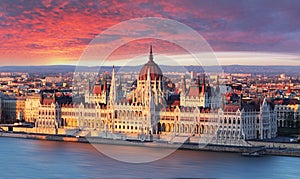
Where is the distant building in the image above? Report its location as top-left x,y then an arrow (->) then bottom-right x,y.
1,95 -> 17,123
25,94 -> 41,123
15,96 -> 26,121
45,76 -> 63,83
274,100 -> 300,128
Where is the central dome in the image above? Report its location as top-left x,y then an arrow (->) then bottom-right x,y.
139,46 -> 163,80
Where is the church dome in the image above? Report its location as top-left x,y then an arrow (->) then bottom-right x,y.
139,46 -> 163,80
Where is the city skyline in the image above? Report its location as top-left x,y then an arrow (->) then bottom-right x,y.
0,0 -> 300,66
1,1 -> 300,178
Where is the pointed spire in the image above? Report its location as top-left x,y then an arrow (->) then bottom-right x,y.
216,74 -> 220,93
149,45 -> 153,62
181,75 -> 186,94
201,74 -> 205,94
109,65 -> 116,106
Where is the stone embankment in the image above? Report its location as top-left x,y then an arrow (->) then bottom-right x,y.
1,131 -> 300,157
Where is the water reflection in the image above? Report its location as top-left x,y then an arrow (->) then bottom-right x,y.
0,137 -> 299,178
92,143 -> 179,163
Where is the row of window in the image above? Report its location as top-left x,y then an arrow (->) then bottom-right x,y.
114,125 -> 141,130
115,121 -> 142,125
39,111 -> 57,116
221,119 -> 241,125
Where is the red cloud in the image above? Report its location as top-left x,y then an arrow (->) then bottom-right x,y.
0,0 -> 299,65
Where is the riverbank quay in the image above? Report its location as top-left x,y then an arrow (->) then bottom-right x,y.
1,131 -> 300,157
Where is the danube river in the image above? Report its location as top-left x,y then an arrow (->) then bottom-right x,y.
0,137 -> 299,178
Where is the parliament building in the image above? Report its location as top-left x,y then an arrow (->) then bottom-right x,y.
33,46 -> 277,145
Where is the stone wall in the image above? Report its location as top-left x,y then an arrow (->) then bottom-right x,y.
248,140 -> 300,149
11,127 -> 66,135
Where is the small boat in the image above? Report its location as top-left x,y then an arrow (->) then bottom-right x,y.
241,152 -> 260,157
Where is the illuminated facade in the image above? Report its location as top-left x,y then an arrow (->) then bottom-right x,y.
32,46 -> 277,143
25,95 -> 41,123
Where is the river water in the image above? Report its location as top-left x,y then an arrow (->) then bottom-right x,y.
0,137 -> 299,178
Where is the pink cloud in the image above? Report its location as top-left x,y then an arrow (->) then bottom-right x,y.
0,0 -> 299,65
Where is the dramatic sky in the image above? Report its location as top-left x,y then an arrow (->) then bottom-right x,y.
0,0 -> 300,66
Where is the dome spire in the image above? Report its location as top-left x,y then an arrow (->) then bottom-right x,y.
139,45 -> 162,80
149,45 -> 153,62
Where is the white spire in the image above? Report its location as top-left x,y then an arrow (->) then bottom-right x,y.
147,68 -> 152,105
109,66 -> 116,106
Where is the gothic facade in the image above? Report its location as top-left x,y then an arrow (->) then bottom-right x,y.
33,46 -> 277,143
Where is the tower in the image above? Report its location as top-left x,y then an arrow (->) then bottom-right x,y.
181,75 -> 186,94
135,45 -> 164,106
108,66 -> 116,107
201,73 -> 205,94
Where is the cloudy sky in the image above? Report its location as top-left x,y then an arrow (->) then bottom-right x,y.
0,0 -> 299,66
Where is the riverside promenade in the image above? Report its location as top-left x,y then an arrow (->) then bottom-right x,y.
1,131 -> 300,157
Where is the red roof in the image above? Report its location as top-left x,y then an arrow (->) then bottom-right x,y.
42,98 -> 54,105
139,46 -> 162,81
274,99 -> 283,105
187,86 -> 200,97
171,100 -> 180,106
224,105 -> 240,112
93,85 -> 103,95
